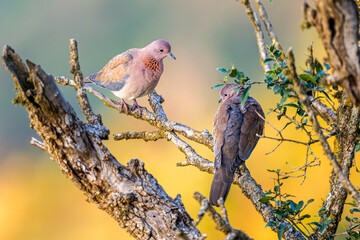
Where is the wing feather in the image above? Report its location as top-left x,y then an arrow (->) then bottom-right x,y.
213,103 -> 230,169
238,100 -> 265,160
88,52 -> 133,91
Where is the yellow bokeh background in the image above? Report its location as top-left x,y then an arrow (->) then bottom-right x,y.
1,0 -> 359,239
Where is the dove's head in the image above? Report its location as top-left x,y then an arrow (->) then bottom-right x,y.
147,40 -> 176,61
219,84 -> 243,102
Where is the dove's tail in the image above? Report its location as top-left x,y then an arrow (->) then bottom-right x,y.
83,73 -> 97,83
209,164 -> 235,206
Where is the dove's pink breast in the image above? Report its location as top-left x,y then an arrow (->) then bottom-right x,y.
112,57 -> 164,100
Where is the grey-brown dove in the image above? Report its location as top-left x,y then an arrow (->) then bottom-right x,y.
84,40 -> 176,113
209,84 -> 265,206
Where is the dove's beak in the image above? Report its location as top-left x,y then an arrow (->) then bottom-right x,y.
168,52 -> 176,60
218,98 -> 222,103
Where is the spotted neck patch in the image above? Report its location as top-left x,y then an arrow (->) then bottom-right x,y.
144,57 -> 161,71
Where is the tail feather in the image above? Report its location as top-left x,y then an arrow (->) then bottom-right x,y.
83,73 -> 97,83
209,167 -> 235,206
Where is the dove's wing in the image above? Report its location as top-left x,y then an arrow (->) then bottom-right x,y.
88,51 -> 134,91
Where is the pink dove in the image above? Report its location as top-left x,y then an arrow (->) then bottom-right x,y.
84,40 -> 176,114
209,84 -> 265,206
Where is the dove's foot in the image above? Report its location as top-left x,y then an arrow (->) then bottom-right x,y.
119,99 -> 131,115
131,99 -> 146,116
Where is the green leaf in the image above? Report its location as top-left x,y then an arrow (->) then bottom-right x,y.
211,84 -> 226,89
273,50 -> 282,59
267,169 -> 277,173
297,109 -> 306,117
324,217 -> 333,225
229,69 -> 238,77
283,103 -> 298,108
299,73 -> 317,85
315,60 -> 323,73
323,63 -> 330,70
241,86 -> 251,109
295,200 -> 304,213
277,224 -> 286,240
309,222 -> 321,227
307,199 -> 314,204
319,218 -> 333,233
350,208 -> 360,214
263,58 -> 275,64
216,68 -> 230,74
236,71 -> 245,80
298,214 -> 311,220
265,221 -> 276,228
270,43 -> 275,52
259,196 -> 274,203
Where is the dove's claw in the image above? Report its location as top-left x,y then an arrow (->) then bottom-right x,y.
131,99 -> 146,116
119,99 -> 130,115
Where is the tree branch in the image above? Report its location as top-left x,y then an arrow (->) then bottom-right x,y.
288,47 -> 360,208
303,0 -> 360,106
3,40 -> 306,239
316,92 -> 360,238
55,76 -> 214,150
2,45 -> 202,240
114,131 -> 165,142
254,0 -> 282,51
239,0 -> 271,72
194,192 -> 253,240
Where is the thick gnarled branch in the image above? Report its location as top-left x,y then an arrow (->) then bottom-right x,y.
2,45 -> 202,240
304,0 -> 360,106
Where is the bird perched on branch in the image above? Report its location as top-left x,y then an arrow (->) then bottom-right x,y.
84,40 -> 176,114
209,84 -> 265,206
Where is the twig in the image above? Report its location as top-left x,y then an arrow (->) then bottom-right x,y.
69,39 -> 100,124
194,192 -> 253,240
254,0 -> 282,51
240,0 -> 270,72
258,134 -> 309,146
113,131 -> 164,142
55,76 -> 214,149
30,137 -> 47,152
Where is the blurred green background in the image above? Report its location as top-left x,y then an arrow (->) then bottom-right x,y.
1,0 -> 359,239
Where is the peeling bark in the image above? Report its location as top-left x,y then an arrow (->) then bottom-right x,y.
304,0 -> 360,106
316,93 -> 360,238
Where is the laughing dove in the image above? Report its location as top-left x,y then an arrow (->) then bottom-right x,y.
209,84 -> 265,206
84,40 -> 176,113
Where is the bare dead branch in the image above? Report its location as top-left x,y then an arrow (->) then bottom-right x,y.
30,137 -> 47,152
69,39 -> 100,124
113,131 -> 165,142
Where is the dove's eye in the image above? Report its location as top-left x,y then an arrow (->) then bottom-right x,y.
224,94 -> 228,97
160,49 -> 164,52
